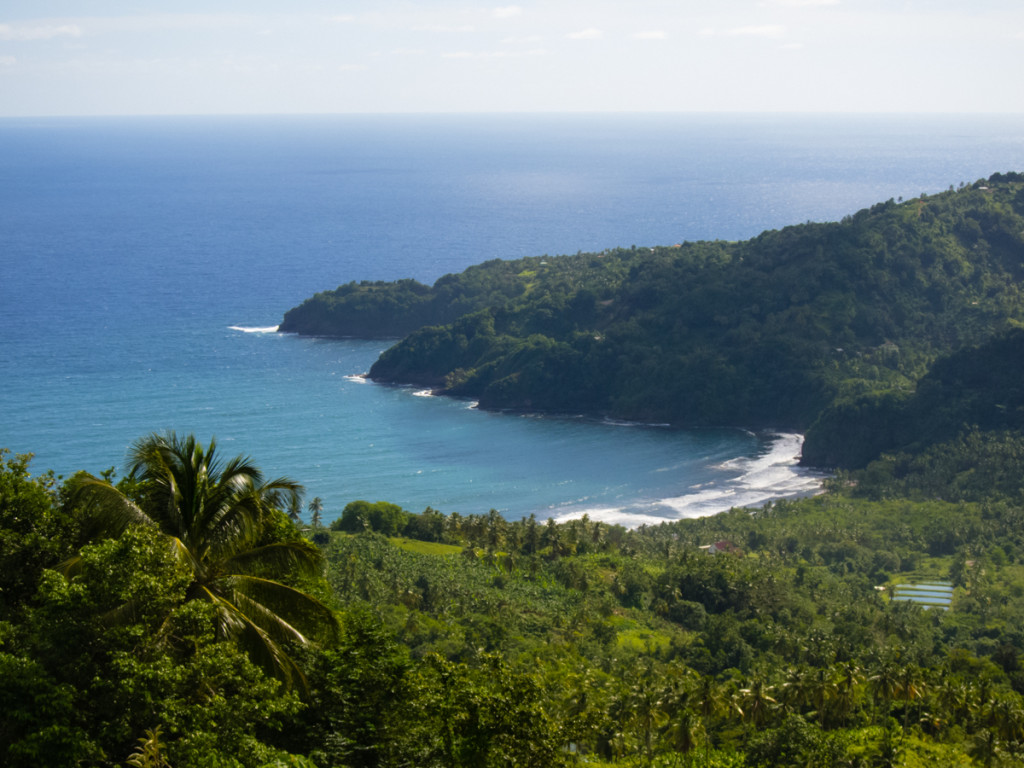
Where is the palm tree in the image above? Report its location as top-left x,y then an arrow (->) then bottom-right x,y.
308,496 -> 324,528
992,696 -> 1024,748
738,677 -> 777,729
935,676 -> 968,728
808,666 -> 836,728
894,664 -> 926,741
695,675 -> 732,767
523,513 -> 540,555
485,508 -> 506,552
287,494 -> 304,526
869,658 -> 901,721
67,432 -> 338,689
970,728 -> 1003,768
618,661 -> 669,766
780,665 -> 813,716
831,662 -> 863,728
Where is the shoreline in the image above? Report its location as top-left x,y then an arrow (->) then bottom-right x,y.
366,375 -> 828,528
549,432 -> 827,529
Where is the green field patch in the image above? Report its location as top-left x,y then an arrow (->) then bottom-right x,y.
388,537 -> 463,556
616,627 -> 672,654
900,555 -> 955,583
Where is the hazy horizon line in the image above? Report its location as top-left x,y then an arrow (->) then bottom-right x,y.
4,109 -> 1024,120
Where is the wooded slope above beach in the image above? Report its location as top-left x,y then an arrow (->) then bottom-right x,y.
282,173 -> 1024,468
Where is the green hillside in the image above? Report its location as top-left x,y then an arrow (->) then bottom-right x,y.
282,174 -> 1024,460
803,327 -> 1024,469
8,440 -> 1024,766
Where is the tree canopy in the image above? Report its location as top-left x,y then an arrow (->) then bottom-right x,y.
6,423 -> 1024,765
282,173 -> 1024,464
67,432 -> 339,688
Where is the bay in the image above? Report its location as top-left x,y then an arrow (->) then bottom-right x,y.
2,113 -> 1022,525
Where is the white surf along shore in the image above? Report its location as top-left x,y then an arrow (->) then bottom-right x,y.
325,373 -> 826,529
229,325 -> 281,333
228,329 -> 825,530
552,432 -> 826,529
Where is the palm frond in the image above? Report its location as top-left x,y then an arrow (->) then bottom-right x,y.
223,539 -> 324,579
231,586 -> 314,646
166,535 -> 201,579
72,432 -> 328,691
257,475 -> 305,512
99,596 -> 148,629
64,474 -> 155,544
198,584 -> 250,639
225,574 -> 340,645
200,585 -> 306,690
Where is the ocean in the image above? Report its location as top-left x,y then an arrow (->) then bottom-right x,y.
2,113 -> 1023,526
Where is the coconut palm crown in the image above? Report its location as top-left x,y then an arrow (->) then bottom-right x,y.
66,431 -> 338,689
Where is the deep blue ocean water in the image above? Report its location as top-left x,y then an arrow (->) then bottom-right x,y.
3,113 -> 1023,525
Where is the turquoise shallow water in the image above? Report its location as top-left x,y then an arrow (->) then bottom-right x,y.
2,114 -> 1023,524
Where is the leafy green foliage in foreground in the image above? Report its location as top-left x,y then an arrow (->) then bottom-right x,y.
0,448 -> 304,767
68,432 -> 339,689
8,434 -> 1024,766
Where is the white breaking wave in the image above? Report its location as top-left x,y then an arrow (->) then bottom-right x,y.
553,433 -> 825,528
662,432 -> 822,519
343,374 -> 369,383
229,325 -> 280,333
552,505 -> 677,528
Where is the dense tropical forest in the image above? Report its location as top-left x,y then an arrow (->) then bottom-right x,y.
6,425 -> 1024,767
7,173 -> 1024,766
282,172 -> 1024,467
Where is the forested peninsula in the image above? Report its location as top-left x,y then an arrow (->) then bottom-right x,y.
281,173 -> 1024,470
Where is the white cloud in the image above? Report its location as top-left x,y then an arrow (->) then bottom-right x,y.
34,14 -> 273,38
329,15 -> 356,24
416,24 -> 475,33
727,25 -> 786,37
567,28 -> 604,40
502,35 -> 543,44
0,23 -> 82,41
632,30 -> 667,40
767,0 -> 839,6
0,55 -> 16,67
442,48 -> 546,59
492,6 -> 523,19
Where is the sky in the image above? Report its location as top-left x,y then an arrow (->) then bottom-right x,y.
0,1 -> 1022,116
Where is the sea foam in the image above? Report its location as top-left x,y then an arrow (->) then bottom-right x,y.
229,325 -> 280,333
553,433 -> 824,528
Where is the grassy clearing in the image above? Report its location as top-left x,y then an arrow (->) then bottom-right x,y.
616,627 -> 672,654
388,537 -> 463,556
